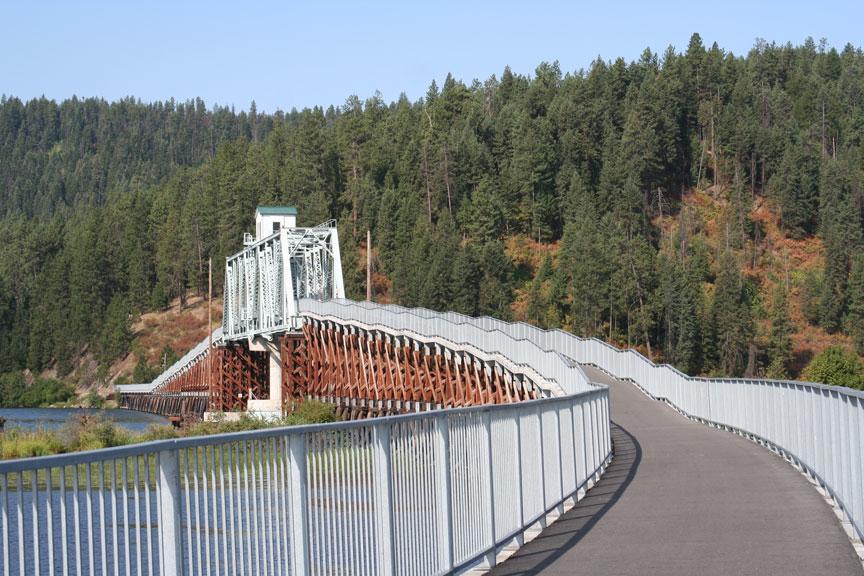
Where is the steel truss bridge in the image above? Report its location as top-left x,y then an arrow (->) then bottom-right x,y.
223,220 -> 345,340
3,216 -> 864,575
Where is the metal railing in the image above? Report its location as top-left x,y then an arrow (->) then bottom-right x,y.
0,303 -> 612,576
298,300 -> 593,395
318,299 -> 864,542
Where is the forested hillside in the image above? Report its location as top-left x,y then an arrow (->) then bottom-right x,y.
2,34 -> 864,389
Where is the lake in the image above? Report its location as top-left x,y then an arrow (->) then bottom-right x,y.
0,407 -> 169,432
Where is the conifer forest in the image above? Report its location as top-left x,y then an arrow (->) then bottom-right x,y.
2,35 -> 864,388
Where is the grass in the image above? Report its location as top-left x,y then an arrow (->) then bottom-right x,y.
0,400 -> 339,463
2,442 -> 378,492
0,401 -> 369,491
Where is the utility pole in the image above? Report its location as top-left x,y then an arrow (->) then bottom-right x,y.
366,230 -> 372,301
208,257 -> 213,409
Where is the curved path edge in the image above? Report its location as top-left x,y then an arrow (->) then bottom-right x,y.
491,366 -> 864,576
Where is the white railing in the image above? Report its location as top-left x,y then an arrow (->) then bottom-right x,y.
317,299 -> 864,542
0,304 -> 612,576
298,300 -> 593,394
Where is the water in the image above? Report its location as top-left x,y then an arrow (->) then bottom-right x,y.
0,408 -> 169,433
0,484 -> 375,575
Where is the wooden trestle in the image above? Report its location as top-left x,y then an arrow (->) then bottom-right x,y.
281,319 -> 540,418
119,343 -> 269,420
118,394 -> 209,418
121,318 -> 541,421
209,344 -> 269,412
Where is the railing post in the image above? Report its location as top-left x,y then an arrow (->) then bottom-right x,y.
483,410 -> 497,568
433,414 -> 453,571
374,424 -> 396,575
515,408 -> 525,543
157,449 -> 183,576
288,434 -> 310,575
536,405 -> 547,527
555,405 -> 565,509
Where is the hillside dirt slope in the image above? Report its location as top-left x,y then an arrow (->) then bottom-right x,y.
507,185 -> 852,377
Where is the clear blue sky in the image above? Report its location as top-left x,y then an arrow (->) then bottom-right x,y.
1,0 -> 861,113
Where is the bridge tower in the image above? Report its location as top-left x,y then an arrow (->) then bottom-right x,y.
217,207 -> 345,418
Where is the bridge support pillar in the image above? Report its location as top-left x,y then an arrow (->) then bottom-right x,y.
248,336 -> 283,419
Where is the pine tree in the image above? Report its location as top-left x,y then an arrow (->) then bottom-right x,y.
818,159 -> 858,332
337,223 -> 364,300
710,251 -> 752,376
663,256 -> 703,375
847,254 -> 864,354
462,177 -> 505,243
450,245 -> 481,316
477,241 -> 513,320
820,224 -> 848,332
772,139 -> 819,238
558,183 -> 611,337
419,220 -> 457,310
99,294 -> 132,361
525,254 -> 552,327
767,284 -> 793,379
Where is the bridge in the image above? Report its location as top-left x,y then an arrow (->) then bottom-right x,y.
1,208 -> 864,575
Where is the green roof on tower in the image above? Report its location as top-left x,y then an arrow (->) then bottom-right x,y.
256,206 -> 298,215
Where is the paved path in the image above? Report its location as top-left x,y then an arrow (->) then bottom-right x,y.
491,366 -> 864,576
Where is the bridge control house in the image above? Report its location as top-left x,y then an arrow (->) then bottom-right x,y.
250,205 -> 297,243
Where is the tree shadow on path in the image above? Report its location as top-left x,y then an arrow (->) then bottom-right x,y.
489,422 -> 642,575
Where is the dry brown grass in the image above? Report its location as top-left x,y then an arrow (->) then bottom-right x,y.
131,294 -> 223,369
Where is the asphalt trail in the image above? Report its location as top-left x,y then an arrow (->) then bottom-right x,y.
490,366 -> 863,576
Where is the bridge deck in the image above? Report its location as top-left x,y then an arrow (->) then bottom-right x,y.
492,366 -> 863,576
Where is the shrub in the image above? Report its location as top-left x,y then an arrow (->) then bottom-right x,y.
139,424 -> 179,441
802,346 -> 864,390
62,413 -> 132,451
183,414 -> 270,438
85,389 -> 105,408
132,358 -> 160,383
0,372 -> 75,407
283,400 -> 337,425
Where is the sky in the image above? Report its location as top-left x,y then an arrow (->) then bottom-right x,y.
1,0 -> 862,113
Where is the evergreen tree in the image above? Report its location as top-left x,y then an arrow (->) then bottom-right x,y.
133,356 -> 159,383
450,245 -> 481,316
99,294 -> 132,361
558,185 -> 610,336
847,254 -> 864,354
661,255 -> 703,375
820,224 -> 848,332
771,139 -> 819,238
818,159 -> 859,332
461,177 -> 505,243
526,254 -> 553,327
477,241 -> 513,319
767,284 -> 793,379
710,251 -> 752,376
418,219 -> 458,310
2,39 -> 864,382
